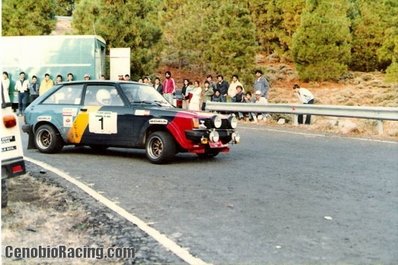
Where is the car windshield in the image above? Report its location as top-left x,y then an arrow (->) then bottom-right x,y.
120,83 -> 172,107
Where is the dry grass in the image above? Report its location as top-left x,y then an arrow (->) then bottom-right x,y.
263,65 -> 398,138
1,175 -> 122,265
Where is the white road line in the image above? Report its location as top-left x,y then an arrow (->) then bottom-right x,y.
25,156 -> 210,265
240,126 -> 398,144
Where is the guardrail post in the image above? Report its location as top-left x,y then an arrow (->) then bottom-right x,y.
376,120 -> 384,135
292,115 -> 298,126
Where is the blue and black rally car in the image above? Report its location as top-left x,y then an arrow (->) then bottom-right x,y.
22,81 -> 240,163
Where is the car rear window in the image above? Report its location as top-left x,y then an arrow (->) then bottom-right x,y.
42,84 -> 84,105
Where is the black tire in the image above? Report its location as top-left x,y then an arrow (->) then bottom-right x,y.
197,150 -> 220,158
146,131 -> 176,164
35,124 -> 64,153
1,179 -> 8,208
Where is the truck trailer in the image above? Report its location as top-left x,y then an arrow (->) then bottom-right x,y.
0,35 -> 106,105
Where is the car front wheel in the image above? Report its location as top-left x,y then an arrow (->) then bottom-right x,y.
146,131 -> 176,164
35,124 -> 64,153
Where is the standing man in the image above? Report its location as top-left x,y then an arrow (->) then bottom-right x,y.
293,84 -> 315,125
228,74 -> 243,100
55,74 -> 63,85
66,73 -> 74,82
39,73 -> 54,96
254,70 -> 269,99
153,77 -> 163,94
216,75 -> 229,102
162,71 -> 176,104
14,72 -> 29,116
28,75 -> 40,103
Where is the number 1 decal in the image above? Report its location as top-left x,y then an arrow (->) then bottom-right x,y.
89,111 -> 117,134
98,116 -> 104,130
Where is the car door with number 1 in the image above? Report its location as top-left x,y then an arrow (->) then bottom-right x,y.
78,84 -> 133,146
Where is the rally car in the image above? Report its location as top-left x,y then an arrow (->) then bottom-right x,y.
22,81 -> 240,164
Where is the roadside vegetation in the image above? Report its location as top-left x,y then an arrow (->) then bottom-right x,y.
1,1 -> 397,263
1,174 -> 121,264
2,0 -> 398,84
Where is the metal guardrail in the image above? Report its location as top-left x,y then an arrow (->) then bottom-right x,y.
205,102 -> 398,121
205,102 -> 398,134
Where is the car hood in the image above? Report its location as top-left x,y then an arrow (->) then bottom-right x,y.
150,106 -> 225,119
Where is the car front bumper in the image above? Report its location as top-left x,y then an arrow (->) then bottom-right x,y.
185,129 -> 239,146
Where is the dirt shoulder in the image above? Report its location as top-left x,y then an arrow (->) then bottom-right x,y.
1,163 -> 183,264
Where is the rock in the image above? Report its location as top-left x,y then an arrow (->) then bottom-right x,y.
278,118 -> 286,125
338,120 -> 359,134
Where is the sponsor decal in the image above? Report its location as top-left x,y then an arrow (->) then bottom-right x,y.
135,110 -> 150,116
89,111 -> 117,134
62,108 -> 78,116
2,146 -> 17,152
1,136 -> 16,144
63,116 -> 73,127
149,118 -> 168,125
37,116 -> 52,122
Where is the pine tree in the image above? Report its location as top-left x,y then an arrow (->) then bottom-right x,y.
72,0 -> 163,79
350,0 -> 390,71
377,0 -> 398,83
159,0 -> 257,85
250,0 -> 305,60
54,0 -> 75,16
209,0 -> 257,85
2,0 -> 57,35
247,0 -> 272,53
292,0 -> 351,81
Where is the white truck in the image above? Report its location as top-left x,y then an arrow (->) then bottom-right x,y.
1,93 -> 26,207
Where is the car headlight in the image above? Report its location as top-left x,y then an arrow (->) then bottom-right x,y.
209,130 -> 219,143
212,115 -> 222,128
228,114 -> 238,129
192,118 -> 199,128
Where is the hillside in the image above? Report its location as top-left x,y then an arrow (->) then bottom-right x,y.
157,56 -> 398,138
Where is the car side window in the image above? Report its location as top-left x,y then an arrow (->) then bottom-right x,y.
84,85 -> 124,106
41,84 -> 84,105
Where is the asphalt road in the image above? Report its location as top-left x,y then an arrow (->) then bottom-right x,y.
21,124 -> 398,264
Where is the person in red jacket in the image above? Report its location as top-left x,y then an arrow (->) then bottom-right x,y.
162,71 -> 176,104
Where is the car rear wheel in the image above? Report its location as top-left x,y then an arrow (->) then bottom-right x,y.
146,131 -> 176,164
35,124 -> 64,153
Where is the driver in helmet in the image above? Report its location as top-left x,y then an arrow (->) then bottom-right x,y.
96,89 -> 111,105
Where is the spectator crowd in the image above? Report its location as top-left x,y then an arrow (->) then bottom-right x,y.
2,69 -> 314,124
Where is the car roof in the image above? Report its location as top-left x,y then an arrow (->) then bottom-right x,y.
58,80 -> 152,87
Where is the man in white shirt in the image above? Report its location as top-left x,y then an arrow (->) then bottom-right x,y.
14,72 -> 29,116
293,84 -> 315,124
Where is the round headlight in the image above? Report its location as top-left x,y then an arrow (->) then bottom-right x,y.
212,115 -> 222,128
229,115 -> 238,129
209,130 -> 220,143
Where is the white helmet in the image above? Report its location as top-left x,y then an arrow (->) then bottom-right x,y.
96,89 -> 111,105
